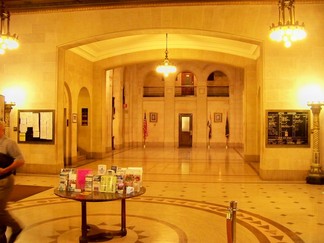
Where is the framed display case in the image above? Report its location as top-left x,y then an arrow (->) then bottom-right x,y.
266,110 -> 310,147
18,109 -> 55,144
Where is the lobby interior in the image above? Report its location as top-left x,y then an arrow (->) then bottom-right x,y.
7,146 -> 324,243
0,0 -> 324,242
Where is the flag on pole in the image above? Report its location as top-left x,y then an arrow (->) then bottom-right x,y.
207,113 -> 212,139
143,112 -> 148,140
225,113 -> 230,138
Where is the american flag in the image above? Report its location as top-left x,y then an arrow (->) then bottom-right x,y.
225,114 -> 229,138
143,112 -> 148,140
207,114 -> 212,139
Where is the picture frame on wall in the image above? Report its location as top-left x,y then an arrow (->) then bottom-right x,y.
214,113 -> 222,122
150,112 -> 158,123
72,113 -> 77,123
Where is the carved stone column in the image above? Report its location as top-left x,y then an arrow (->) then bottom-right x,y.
306,102 -> 324,184
4,102 -> 15,136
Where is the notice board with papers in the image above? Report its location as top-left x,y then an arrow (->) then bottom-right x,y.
266,110 -> 310,147
18,110 -> 55,144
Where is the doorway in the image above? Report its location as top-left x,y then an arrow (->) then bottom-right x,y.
181,72 -> 194,96
63,84 -> 72,167
179,113 -> 193,147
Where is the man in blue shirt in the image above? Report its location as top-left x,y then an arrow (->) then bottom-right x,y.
0,122 -> 25,243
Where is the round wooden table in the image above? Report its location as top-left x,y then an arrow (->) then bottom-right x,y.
54,187 -> 146,243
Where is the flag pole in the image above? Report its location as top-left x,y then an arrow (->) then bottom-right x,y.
143,112 -> 148,148
225,112 -> 229,149
207,113 -> 212,149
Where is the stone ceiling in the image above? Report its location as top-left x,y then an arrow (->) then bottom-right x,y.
6,0 -> 318,13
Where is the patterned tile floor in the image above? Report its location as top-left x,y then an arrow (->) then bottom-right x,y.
6,147 -> 324,242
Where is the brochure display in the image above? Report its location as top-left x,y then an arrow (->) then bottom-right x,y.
55,165 -> 145,243
58,166 -> 142,194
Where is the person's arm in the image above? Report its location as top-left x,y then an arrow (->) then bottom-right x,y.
0,139 -> 25,176
0,158 -> 25,175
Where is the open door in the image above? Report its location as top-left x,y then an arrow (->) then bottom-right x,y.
179,113 -> 193,147
181,72 -> 194,96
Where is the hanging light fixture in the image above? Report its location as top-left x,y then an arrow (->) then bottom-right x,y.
156,33 -> 176,77
269,0 -> 306,48
0,0 -> 19,55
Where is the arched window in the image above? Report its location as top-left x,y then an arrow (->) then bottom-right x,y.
175,71 -> 197,97
207,70 -> 229,97
143,71 -> 164,97
207,70 -> 227,81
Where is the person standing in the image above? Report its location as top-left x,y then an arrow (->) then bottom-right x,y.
0,122 -> 25,243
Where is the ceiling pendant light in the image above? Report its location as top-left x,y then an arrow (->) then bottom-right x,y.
156,33 -> 176,77
0,0 -> 19,55
269,0 -> 306,48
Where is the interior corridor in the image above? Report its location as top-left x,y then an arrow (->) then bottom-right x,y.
6,146 -> 324,243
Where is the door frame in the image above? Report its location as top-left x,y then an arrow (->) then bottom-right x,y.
178,113 -> 193,147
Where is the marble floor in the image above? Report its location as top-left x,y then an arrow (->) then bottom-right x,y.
5,146 -> 324,243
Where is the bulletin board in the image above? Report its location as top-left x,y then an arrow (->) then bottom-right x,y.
18,110 -> 55,144
266,110 -> 310,147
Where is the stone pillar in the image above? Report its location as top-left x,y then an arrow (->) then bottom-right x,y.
0,95 -> 4,122
306,102 -> 324,184
4,102 -> 15,136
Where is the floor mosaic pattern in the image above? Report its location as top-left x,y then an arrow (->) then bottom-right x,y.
4,147 -> 324,243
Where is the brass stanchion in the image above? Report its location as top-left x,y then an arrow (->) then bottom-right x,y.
226,201 -> 238,243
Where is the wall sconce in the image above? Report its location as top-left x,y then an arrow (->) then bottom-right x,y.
306,101 -> 324,184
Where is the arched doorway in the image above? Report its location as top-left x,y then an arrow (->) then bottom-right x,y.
77,87 -> 91,159
63,83 -> 72,167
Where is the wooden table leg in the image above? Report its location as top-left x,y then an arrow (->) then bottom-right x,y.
79,201 -> 88,243
120,198 -> 127,236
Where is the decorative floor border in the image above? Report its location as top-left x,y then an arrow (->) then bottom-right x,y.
8,195 -> 304,243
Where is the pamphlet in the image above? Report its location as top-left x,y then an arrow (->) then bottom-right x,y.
76,169 -> 93,190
